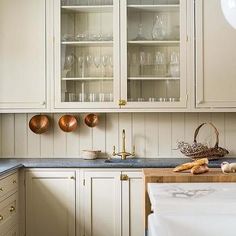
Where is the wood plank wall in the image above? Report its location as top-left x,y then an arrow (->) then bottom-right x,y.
0,113 -> 235,158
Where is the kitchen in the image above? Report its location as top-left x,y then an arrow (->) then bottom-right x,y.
0,0 -> 236,236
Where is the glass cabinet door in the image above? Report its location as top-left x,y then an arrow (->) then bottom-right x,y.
54,0 -> 120,108
120,0 -> 187,108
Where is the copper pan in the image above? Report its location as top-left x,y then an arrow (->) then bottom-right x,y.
58,115 -> 78,132
29,115 -> 50,134
84,114 -> 99,128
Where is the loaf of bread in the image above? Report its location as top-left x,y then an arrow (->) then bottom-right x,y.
173,158 -> 209,172
191,164 -> 209,175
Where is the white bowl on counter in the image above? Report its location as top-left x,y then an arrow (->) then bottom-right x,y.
82,150 -> 101,160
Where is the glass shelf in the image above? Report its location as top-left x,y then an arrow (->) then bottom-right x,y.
61,41 -> 113,46
61,5 -> 113,13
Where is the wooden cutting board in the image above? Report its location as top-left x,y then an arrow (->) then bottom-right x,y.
143,168 -> 236,229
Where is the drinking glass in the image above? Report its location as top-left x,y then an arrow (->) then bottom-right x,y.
109,55 -> 113,68
86,55 -> 93,77
140,51 -> 146,76
64,54 -> 75,70
134,24 -> 147,41
154,51 -> 166,76
94,56 -> 101,68
169,51 -> 180,77
101,55 -> 108,76
79,93 -> 86,102
89,93 -> 97,102
78,56 -> 85,77
99,93 -> 105,102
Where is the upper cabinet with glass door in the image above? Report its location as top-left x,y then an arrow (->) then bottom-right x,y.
54,0 -> 120,109
120,0 -> 187,108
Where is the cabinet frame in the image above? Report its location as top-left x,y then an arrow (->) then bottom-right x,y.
53,0 -> 121,109
120,0 -> 188,109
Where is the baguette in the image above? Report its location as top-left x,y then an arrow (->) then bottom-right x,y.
191,164 -> 209,175
173,158 -> 209,172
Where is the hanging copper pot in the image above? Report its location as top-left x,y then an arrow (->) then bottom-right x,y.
29,115 -> 50,134
58,115 -> 78,132
84,114 -> 99,128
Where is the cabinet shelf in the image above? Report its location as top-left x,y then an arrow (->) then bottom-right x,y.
62,77 -> 113,81
127,5 -> 179,12
61,5 -> 113,13
61,41 -> 113,47
128,77 -> 180,81
128,40 -> 180,46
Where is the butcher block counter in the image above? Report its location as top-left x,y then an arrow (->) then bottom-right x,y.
143,168 -> 236,229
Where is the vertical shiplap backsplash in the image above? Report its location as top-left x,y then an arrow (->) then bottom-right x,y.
0,113 -> 236,158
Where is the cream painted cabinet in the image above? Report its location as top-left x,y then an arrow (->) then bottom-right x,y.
54,0 -> 188,110
120,0 -> 188,109
83,171 -> 121,236
121,172 -> 144,236
26,170 -> 76,236
0,0 -> 52,111
196,0 -> 236,108
82,170 -> 144,236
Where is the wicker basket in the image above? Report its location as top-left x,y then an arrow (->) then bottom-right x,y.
178,122 -> 229,160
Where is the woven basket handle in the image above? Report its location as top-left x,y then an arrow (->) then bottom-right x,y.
193,122 -> 219,148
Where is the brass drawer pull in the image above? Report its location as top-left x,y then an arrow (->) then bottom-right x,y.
0,215 -> 3,221
13,180 -> 17,184
9,206 -> 15,213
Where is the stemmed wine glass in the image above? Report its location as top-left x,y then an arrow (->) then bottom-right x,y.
78,56 -> 85,77
139,51 -> 146,76
94,56 -> 101,68
63,54 -> 75,77
154,51 -> 165,76
101,55 -> 108,77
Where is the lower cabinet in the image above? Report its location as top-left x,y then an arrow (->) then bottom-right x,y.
82,170 -> 144,236
25,169 -> 144,236
25,170 -> 76,236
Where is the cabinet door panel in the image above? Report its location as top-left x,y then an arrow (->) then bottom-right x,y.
26,171 -> 76,236
196,0 -> 236,108
122,172 -> 144,236
0,0 -> 47,109
83,171 -> 121,236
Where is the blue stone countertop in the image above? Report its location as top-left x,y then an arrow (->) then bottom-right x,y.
0,157 -> 235,176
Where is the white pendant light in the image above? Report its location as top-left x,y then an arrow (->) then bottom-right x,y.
221,0 -> 236,29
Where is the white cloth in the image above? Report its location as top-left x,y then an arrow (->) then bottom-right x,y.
148,183 -> 236,236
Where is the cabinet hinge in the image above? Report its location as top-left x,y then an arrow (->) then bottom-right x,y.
186,35 -> 189,42
83,179 -> 85,186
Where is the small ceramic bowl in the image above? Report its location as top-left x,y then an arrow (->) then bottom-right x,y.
82,150 -> 101,160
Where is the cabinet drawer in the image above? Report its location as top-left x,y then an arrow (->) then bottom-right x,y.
0,194 -> 18,236
0,173 -> 18,200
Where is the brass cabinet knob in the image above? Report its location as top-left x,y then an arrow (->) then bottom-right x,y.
9,206 -> 15,213
13,180 -> 17,184
0,215 -> 3,221
119,100 -> 127,106
70,176 -> 75,180
0,187 -> 3,192
120,174 -> 129,181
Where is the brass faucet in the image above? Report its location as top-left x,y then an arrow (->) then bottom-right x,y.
112,129 -> 135,160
